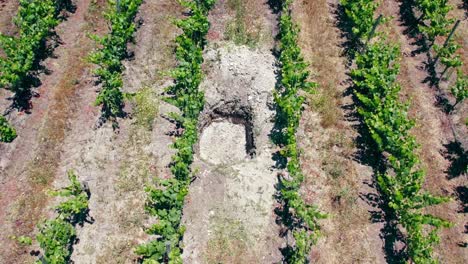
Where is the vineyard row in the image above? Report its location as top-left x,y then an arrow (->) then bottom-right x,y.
89,0 -> 144,125
135,0 -> 216,262
341,1 -> 452,263
0,0 -> 71,142
274,0 -> 326,263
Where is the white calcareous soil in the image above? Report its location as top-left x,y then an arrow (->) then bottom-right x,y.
181,45 -> 283,263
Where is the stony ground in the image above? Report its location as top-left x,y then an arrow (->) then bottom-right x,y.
0,0 -> 466,263
182,45 -> 282,263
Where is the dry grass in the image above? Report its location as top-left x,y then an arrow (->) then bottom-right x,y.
292,0 -> 344,129
2,2 -> 108,262
223,0 -> 273,47
291,0 -> 386,263
377,1 -> 467,263
309,83 -> 342,128
203,215 -> 257,264
225,0 -> 260,46
117,88 -> 159,194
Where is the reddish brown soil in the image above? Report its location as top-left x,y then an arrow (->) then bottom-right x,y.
0,0 -> 18,35
380,1 -> 467,263
292,0 -> 386,263
0,0 -> 108,262
0,0 -> 465,263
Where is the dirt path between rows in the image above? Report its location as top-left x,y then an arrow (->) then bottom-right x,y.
0,0 -> 107,262
381,1 -> 467,263
290,0 -> 386,263
181,45 -> 283,263
66,0 -> 183,262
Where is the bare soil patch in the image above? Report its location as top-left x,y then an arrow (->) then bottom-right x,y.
181,45 -> 283,263
0,0 -> 18,36
290,0 -> 386,263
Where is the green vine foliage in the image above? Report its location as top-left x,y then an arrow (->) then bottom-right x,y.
351,38 -> 451,264
89,0 -> 143,122
434,39 -> 462,69
451,70 -> 468,107
36,170 -> 90,264
340,0 -> 379,42
135,1 -> 215,263
0,0 -> 67,141
341,2 -> 452,262
274,1 -> 326,263
0,116 -> 17,142
414,0 -> 453,42
0,0 -> 61,93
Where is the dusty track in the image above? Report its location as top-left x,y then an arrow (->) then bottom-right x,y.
0,0 -> 107,262
291,0 -> 386,263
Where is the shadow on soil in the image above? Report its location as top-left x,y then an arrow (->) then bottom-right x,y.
442,141 -> 468,180
2,2 -> 76,115
398,0 -> 457,114
455,186 -> 468,248
267,1 -> 314,262
332,2 -> 409,263
455,186 -> 467,214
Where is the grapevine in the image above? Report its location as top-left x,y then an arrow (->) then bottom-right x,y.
0,116 -> 17,142
274,1 -> 326,263
414,0 -> 453,43
341,1 -> 451,263
35,170 -> 90,264
340,0 -> 379,42
0,0 -> 63,93
450,70 -> 468,108
89,0 -> 144,123
413,0 -> 466,106
135,1 -> 215,263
